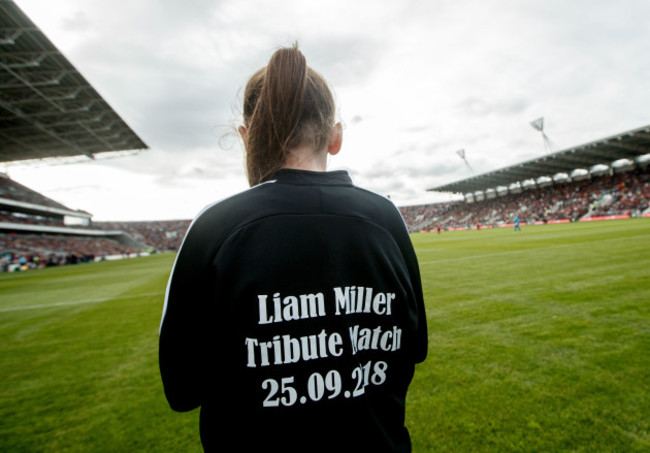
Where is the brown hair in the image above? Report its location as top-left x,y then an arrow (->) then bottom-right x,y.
241,45 -> 336,186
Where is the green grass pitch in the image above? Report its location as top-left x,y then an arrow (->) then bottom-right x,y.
1,219 -> 648,452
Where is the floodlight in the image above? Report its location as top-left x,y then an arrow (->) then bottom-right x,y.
456,149 -> 474,175
530,117 -> 544,132
529,117 -> 558,154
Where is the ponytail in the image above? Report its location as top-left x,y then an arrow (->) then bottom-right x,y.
242,45 -> 336,186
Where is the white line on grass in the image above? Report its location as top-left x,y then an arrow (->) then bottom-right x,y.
419,248 -> 531,265
0,291 -> 164,313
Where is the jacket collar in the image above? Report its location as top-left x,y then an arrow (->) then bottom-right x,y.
270,169 -> 353,186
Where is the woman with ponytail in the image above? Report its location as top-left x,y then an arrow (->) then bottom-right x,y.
160,45 -> 427,452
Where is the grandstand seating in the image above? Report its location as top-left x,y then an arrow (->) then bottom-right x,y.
95,220 -> 191,251
400,165 -> 649,232
0,234 -> 134,271
1,164 -> 648,271
1,173 -> 147,270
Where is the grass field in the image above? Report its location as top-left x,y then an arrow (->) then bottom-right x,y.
1,219 -> 649,452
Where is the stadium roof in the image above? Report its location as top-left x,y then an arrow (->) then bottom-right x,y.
0,0 -> 148,163
428,123 -> 650,195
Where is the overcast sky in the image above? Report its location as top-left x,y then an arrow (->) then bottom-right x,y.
5,0 -> 650,221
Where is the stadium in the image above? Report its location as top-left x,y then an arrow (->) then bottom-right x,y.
2,1 -> 649,451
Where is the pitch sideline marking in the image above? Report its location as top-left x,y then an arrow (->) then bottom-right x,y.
0,291 -> 164,313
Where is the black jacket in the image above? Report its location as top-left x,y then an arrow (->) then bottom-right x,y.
159,169 -> 427,452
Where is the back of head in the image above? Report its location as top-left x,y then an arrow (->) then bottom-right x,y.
242,45 -> 336,186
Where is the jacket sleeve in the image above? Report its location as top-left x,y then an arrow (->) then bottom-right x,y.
392,208 -> 428,364
405,240 -> 428,364
159,216 -> 214,412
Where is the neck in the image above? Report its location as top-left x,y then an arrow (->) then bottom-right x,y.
282,145 -> 328,172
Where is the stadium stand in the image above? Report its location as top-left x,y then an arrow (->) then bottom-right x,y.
95,220 -> 191,251
411,124 -> 650,232
428,124 -> 650,198
0,1 -> 148,161
2,149 -> 649,270
402,164 -> 650,232
3,149 -> 648,270
0,234 -> 132,271
1,1 -> 149,271
0,172 -> 149,271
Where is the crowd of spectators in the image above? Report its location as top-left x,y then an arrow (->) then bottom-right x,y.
0,210 -> 65,227
0,233 -> 136,272
0,173 -> 190,259
0,212 -> 191,251
400,166 -> 649,232
1,166 -> 648,271
95,220 -> 191,251
399,201 -> 460,231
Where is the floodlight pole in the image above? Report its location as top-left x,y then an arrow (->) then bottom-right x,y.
456,149 -> 475,176
530,117 -> 557,154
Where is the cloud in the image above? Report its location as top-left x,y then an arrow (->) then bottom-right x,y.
9,0 -> 650,220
